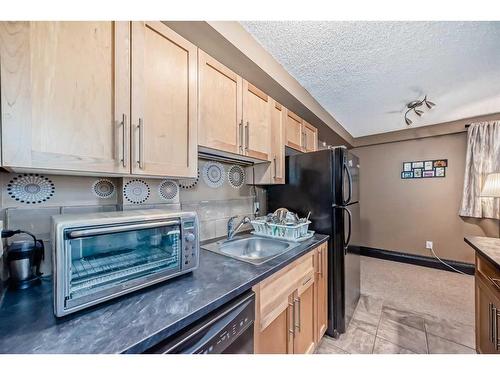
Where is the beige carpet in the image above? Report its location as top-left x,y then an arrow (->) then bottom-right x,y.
360,256 -> 475,326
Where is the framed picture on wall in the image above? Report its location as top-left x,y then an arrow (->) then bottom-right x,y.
401,171 -> 413,179
423,170 -> 435,178
413,169 -> 422,178
434,160 -> 448,167
435,167 -> 446,177
424,161 -> 433,170
403,162 -> 412,172
412,161 -> 424,169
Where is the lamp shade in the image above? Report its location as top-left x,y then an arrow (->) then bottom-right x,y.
481,173 -> 500,197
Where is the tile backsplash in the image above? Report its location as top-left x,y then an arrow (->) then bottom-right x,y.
0,159 -> 266,279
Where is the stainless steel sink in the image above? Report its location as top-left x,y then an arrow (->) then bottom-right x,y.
202,235 -> 300,265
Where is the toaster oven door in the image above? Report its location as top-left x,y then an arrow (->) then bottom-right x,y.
62,219 -> 183,313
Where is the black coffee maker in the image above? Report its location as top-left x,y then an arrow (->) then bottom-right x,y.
3,229 -> 44,289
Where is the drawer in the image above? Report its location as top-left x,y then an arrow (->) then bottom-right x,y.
476,254 -> 500,295
255,252 -> 315,331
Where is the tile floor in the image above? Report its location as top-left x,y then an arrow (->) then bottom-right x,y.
315,256 -> 476,354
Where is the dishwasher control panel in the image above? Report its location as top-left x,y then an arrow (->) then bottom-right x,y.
195,307 -> 253,354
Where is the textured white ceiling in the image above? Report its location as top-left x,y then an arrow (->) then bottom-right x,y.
240,21 -> 500,137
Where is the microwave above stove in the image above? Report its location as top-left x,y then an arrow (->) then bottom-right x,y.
51,209 -> 199,317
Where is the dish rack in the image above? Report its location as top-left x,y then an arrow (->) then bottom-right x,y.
250,218 -> 311,241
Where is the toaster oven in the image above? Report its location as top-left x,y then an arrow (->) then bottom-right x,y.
52,209 -> 199,317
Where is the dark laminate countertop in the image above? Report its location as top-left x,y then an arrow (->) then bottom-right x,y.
465,236 -> 500,270
0,234 -> 328,354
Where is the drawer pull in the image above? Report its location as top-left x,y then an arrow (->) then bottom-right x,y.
302,277 -> 312,286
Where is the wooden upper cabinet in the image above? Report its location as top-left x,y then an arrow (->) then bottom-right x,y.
198,50 -> 242,155
244,99 -> 285,185
131,21 -> 197,178
303,121 -> 318,152
285,109 -> 303,152
242,81 -> 271,161
0,21 -> 131,174
270,101 -> 286,183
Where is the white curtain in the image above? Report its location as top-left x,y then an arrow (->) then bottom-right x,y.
459,121 -> 500,219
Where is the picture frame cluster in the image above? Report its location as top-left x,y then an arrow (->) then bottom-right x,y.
401,159 -> 447,179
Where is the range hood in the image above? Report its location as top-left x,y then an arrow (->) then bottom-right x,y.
198,146 -> 270,166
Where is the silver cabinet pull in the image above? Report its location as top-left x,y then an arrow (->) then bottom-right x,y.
238,120 -> 243,153
121,113 -> 128,168
288,300 -> 295,337
273,156 -> 277,179
245,121 -> 249,151
494,305 -> 499,351
489,303 -> 494,343
316,249 -> 322,276
294,297 -> 301,332
304,132 -> 307,150
137,118 -> 144,169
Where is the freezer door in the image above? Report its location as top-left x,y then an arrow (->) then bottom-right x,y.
342,151 -> 360,205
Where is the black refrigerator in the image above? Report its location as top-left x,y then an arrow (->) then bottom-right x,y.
267,147 -> 360,338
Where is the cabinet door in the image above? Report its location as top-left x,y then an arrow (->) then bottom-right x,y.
475,275 -> 500,354
285,109 -> 303,152
257,306 -> 292,354
242,81 -> 270,161
0,21 -> 130,174
198,50 -> 242,155
315,243 -> 328,342
246,99 -> 285,185
131,21 -> 197,178
270,101 -> 286,183
293,274 -> 316,354
303,121 -> 318,152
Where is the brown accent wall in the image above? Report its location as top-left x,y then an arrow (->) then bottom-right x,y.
353,132 -> 499,264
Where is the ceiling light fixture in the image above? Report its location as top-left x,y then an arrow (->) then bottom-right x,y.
404,95 -> 436,126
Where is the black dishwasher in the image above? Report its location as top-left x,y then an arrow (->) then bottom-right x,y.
145,291 -> 255,354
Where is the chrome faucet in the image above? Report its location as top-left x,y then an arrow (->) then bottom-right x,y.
227,216 -> 251,240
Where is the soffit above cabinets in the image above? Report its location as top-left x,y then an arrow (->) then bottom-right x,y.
241,21 -> 500,137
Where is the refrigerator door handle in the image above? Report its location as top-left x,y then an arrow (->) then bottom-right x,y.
343,162 -> 352,205
342,206 -> 352,254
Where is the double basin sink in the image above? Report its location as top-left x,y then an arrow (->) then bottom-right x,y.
202,234 -> 301,265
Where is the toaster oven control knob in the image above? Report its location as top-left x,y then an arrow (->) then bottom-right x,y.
185,233 -> 195,242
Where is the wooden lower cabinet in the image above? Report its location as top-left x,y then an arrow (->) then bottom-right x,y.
314,242 -> 328,341
475,253 -> 500,354
253,243 -> 327,354
293,280 -> 316,354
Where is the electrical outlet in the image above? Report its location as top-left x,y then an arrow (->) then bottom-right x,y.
426,241 -> 433,250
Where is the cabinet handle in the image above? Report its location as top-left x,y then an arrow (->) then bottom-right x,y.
494,305 -> 499,351
288,300 -> 295,337
304,132 -> 307,150
245,121 -> 249,151
121,114 -> 127,168
273,156 -> 277,179
490,303 -> 494,343
316,249 -> 322,276
137,118 -> 144,169
294,297 -> 301,332
238,120 -> 243,153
